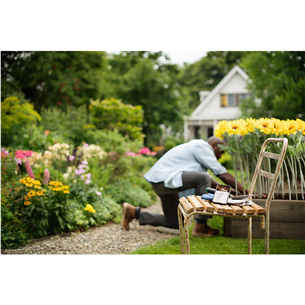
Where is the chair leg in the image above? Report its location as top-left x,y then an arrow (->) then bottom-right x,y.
178,206 -> 185,254
184,217 -> 190,254
248,217 -> 252,254
265,211 -> 270,254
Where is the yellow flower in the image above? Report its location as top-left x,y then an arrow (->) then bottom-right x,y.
25,183 -> 33,187
296,119 -> 305,134
284,119 -> 298,135
28,190 -> 36,197
24,201 -> 32,206
34,185 -> 42,189
245,118 -> 257,133
36,191 -> 44,196
62,185 -> 69,190
24,196 -> 30,200
34,180 -> 41,185
26,177 -> 35,183
63,190 -> 69,194
48,186 -> 53,189
226,119 -> 248,136
53,187 -> 62,191
49,181 -> 56,185
84,204 -> 96,214
19,179 -> 26,184
214,120 -> 229,139
256,118 -> 275,134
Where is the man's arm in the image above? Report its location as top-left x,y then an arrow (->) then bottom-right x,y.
217,172 -> 248,195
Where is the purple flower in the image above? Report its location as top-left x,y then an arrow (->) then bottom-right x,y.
78,164 -> 88,169
69,155 -> 75,161
96,191 -> 102,196
75,169 -> 81,175
86,173 -> 91,179
81,160 -> 88,165
85,179 -> 91,184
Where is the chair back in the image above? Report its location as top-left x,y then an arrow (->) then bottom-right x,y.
248,138 -> 288,211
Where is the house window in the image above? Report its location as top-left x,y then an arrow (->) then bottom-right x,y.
220,93 -> 251,107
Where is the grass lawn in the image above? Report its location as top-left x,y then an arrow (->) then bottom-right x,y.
130,216 -> 305,254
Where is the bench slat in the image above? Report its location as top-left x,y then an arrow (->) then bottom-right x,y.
187,195 -> 205,211
210,202 -> 225,213
242,205 -> 256,215
229,205 -> 244,215
250,202 -> 266,214
179,197 -> 194,214
196,196 -> 214,212
222,204 -> 234,214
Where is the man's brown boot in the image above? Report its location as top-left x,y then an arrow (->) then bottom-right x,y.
121,202 -> 136,231
192,223 -> 219,237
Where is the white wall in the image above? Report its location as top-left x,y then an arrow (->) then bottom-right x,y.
192,72 -> 247,121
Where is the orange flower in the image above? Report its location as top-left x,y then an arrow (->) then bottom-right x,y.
44,130 -> 50,135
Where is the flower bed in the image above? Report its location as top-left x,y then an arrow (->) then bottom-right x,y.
215,118 -> 305,200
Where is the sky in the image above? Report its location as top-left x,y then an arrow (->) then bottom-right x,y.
162,51 -> 207,65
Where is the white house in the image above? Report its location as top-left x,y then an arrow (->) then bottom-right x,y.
184,65 -> 251,141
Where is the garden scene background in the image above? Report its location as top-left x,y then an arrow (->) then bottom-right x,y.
1,51 -> 305,253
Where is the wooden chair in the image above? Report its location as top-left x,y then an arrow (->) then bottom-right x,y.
177,138 -> 288,254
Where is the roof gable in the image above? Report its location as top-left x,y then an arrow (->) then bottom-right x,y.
191,65 -> 249,118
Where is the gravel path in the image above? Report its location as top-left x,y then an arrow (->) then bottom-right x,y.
1,203 -> 183,255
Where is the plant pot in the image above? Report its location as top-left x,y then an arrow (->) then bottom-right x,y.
223,198 -> 305,239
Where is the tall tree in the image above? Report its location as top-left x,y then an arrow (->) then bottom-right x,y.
240,51 -> 305,119
179,51 -> 252,109
101,52 -> 191,146
1,51 -> 107,111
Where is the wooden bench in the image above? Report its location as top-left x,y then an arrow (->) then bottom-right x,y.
177,138 -> 288,255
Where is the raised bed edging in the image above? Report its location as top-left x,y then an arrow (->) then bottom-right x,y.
223,199 -> 305,239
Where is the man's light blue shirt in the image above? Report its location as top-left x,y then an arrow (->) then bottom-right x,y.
144,139 -> 227,189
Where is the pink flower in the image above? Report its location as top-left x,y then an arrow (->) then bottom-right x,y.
85,179 -> 91,184
83,143 -> 89,147
86,173 -> 91,179
25,159 -> 35,179
138,147 -> 151,155
75,169 -> 81,175
96,191 -> 102,196
150,152 -> 157,156
43,169 -> 50,185
125,152 -> 136,157
69,155 -> 75,161
81,160 -> 88,165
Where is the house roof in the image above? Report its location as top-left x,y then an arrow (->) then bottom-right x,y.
191,65 -> 249,118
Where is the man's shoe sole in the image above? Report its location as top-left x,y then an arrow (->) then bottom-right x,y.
121,203 -> 129,231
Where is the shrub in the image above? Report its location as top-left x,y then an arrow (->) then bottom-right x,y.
1,96 -> 41,147
89,98 -> 144,141
105,179 -> 153,207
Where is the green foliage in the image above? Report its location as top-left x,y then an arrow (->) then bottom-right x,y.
101,52 -> 191,146
1,96 -> 41,146
218,152 -> 234,169
105,179 -> 153,208
89,98 -> 144,141
39,105 -> 90,146
1,51 -> 107,111
240,51 -> 305,120
86,129 -> 143,154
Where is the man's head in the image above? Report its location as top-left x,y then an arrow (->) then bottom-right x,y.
207,136 -> 226,160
